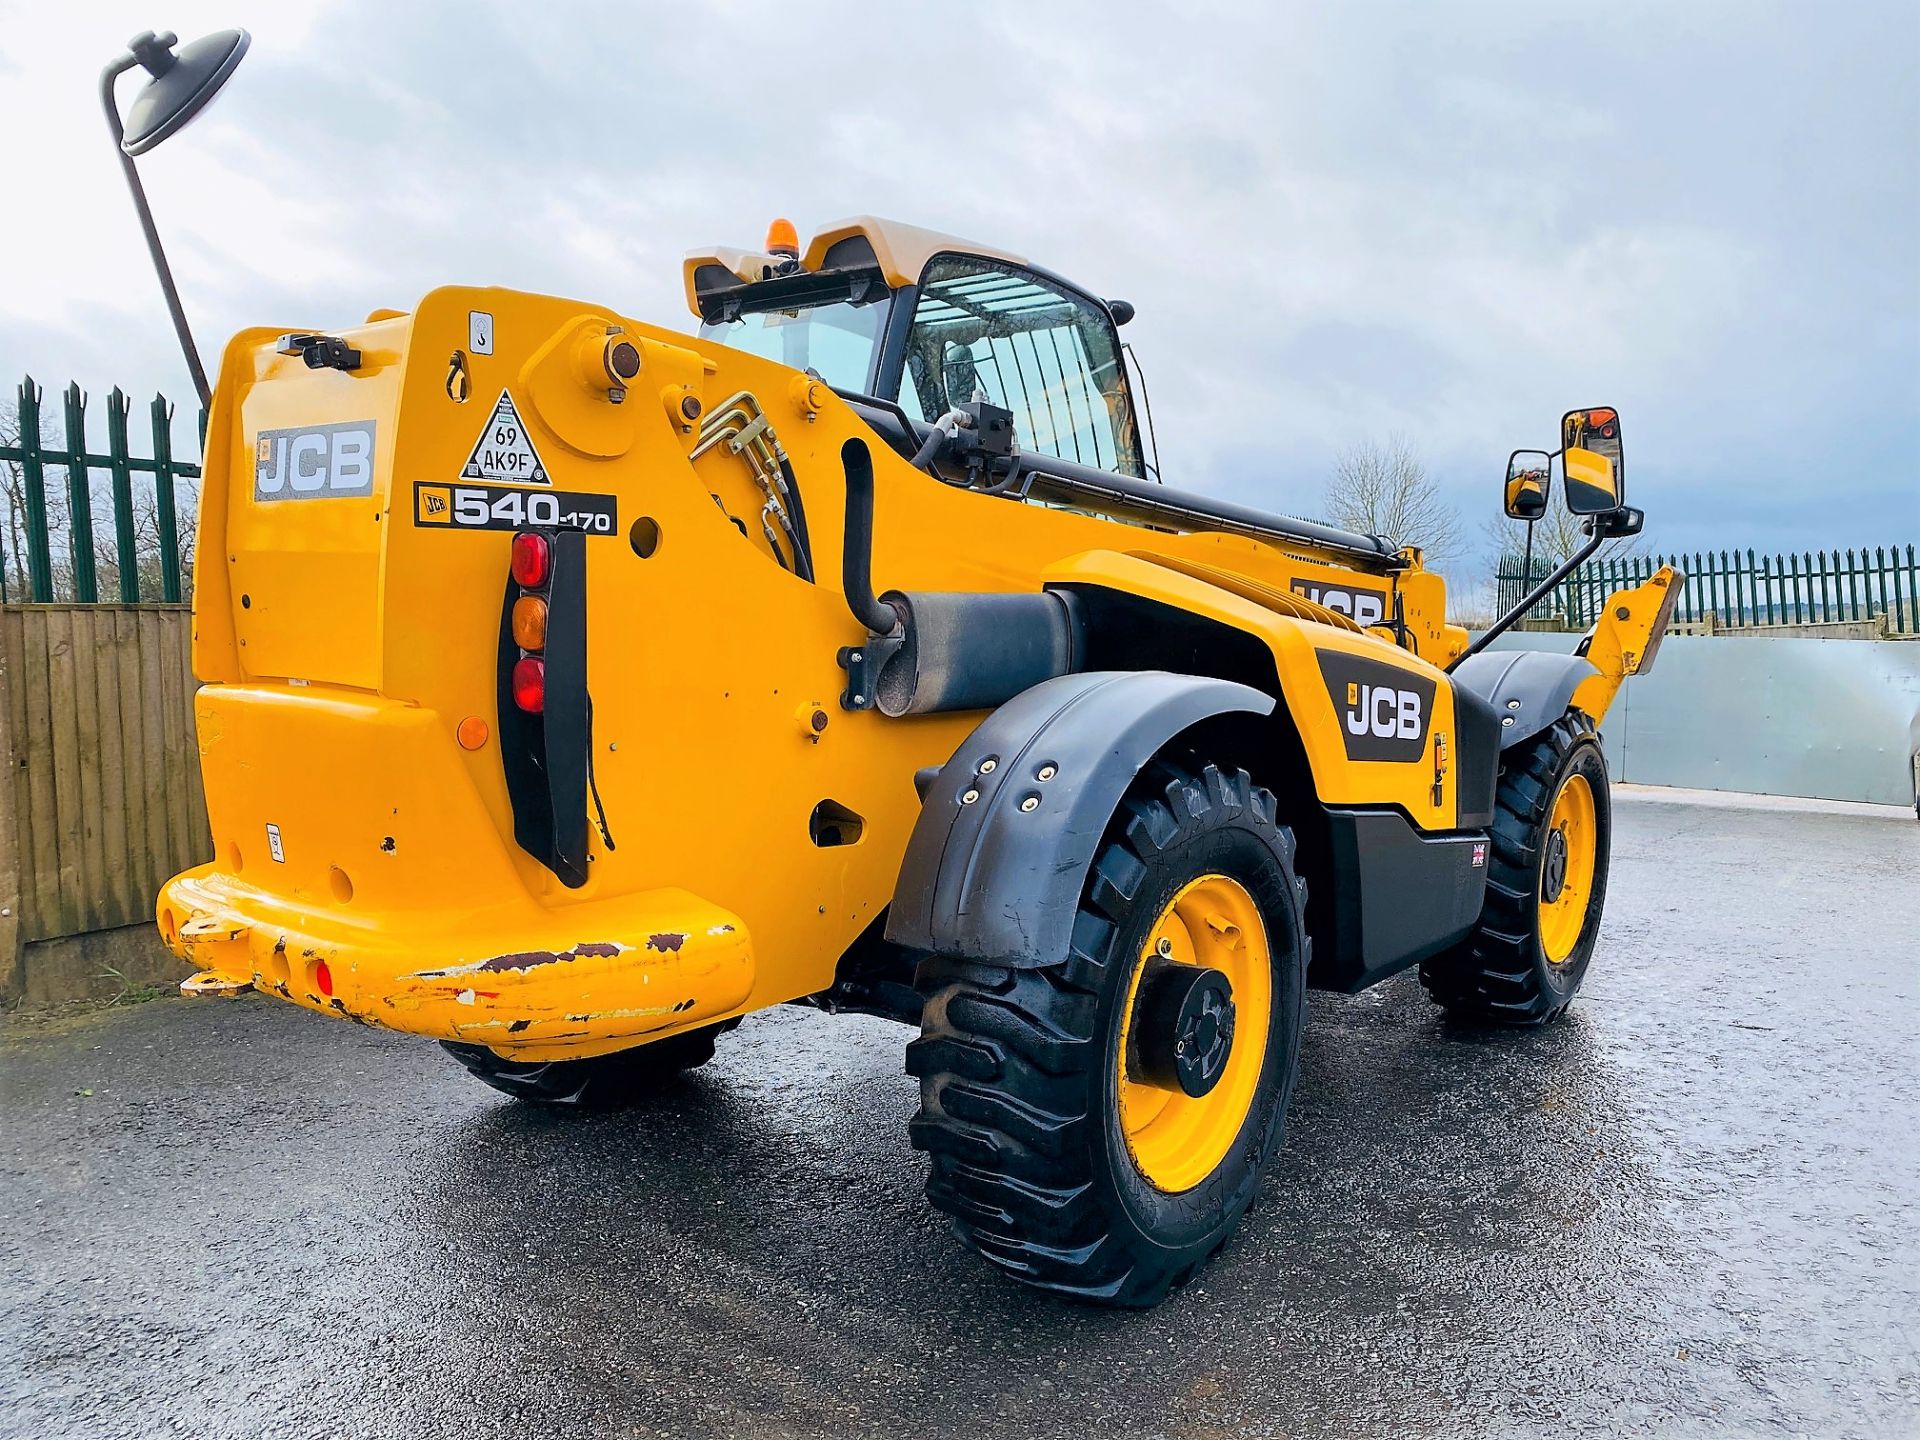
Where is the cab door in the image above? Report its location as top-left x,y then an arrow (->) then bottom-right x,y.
889,253 -> 1146,480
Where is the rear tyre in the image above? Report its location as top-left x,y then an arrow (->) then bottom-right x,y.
907,759 -> 1309,1306
442,1023 -> 725,1107
1420,710 -> 1611,1024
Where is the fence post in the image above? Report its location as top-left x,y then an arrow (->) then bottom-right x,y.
18,378 -> 54,603
1845,549 -> 1861,621
107,388 -> 140,603
16,378 -> 56,602
62,383 -> 97,604
151,395 -> 184,604
0,607 -> 20,1001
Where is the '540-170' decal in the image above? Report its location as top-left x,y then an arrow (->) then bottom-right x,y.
412,482 -> 617,534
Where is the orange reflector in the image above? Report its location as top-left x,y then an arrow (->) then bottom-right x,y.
512,595 -> 549,650
765,216 -> 799,258
457,716 -> 490,751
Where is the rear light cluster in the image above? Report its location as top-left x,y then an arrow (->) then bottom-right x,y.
509,531 -> 551,713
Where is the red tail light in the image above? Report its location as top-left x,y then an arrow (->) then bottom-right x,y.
511,656 -> 546,713
511,532 -> 551,588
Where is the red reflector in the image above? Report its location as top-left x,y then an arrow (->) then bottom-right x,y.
511,531 -> 551,588
511,656 -> 546,713
314,960 -> 333,997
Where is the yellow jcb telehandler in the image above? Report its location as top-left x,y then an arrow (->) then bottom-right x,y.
108,31 -> 1682,1307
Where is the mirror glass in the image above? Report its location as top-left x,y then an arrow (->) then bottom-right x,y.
1560,406 -> 1624,514
1505,450 -> 1552,521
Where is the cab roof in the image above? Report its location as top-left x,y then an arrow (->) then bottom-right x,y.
682,215 -> 1028,319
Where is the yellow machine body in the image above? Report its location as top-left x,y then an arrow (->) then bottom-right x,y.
159,268 -> 1669,1059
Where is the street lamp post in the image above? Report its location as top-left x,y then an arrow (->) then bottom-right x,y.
100,28 -> 251,410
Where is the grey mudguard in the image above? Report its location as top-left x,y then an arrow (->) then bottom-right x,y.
884,670 -> 1275,966
1451,648 -> 1599,749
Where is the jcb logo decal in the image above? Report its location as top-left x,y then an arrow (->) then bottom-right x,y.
253,420 -> 377,501
1317,652 -> 1436,763
1291,577 -> 1389,628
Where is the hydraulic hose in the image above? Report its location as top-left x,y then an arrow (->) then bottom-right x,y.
840,438 -> 900,635
777,455 -> 816,582
909,409 -> 964,470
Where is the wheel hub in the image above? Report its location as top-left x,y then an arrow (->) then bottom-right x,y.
1132,962 -> 1236,1098
1542,825 -> 1569,903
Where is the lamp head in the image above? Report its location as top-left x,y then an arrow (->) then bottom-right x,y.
119,28 -> 250,156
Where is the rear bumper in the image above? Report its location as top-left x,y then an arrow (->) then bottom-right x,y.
160,867 -> 754,1060
163,681 -> 757,1058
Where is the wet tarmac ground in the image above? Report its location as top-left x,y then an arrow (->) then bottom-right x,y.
3,789 -> 1916,1439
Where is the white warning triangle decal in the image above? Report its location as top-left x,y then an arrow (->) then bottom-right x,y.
461,389 -> 550,485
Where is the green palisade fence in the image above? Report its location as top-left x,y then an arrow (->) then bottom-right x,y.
1497,545 -> 1920,635
0,375 -> 202,604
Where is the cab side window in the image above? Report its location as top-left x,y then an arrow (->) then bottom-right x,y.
899,254 -> 1144,479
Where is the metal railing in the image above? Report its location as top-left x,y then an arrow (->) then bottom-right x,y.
0,374 -> 202,604
1498,545 -> 1919,635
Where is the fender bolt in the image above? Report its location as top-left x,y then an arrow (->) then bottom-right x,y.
979,758 -> 997,774
1037,764 -> 1056,781
961,789 -> 980,805
1020,795 -> 1039,812
1156,937 -> 1173,958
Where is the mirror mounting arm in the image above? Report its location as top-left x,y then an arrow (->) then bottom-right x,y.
1450,524 -> 1610,671
101,51 -> 212,409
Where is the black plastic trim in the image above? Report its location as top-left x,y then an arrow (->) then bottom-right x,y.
1450,649 -> 1599,751
1311,808 -> 1489,993
497,529 -> 591,888
884,670 -> 1275,965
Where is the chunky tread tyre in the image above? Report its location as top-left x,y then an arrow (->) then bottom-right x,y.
442,1024 -> 723,1107
908,759 -> 1309,1306
1420,711 -> 1611,1025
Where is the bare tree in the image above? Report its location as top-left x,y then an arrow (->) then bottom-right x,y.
1323,434 -> 1463,569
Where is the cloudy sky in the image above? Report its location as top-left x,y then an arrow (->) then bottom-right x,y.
2,1 -> 1913,578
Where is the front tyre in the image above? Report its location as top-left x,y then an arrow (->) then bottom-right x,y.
907,760 -> 1309,1306
1420,711 -> 1611,1024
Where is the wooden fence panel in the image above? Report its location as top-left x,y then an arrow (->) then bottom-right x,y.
0,604 -> 208,944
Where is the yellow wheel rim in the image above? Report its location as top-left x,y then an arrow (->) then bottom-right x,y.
1538,772 -> 1598,964
1115,874 -> 1271,1193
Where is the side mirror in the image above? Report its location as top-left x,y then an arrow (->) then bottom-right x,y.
1560,406 -> 1624,514
941,340 -> 981,409
1505,450 -> 1552,521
